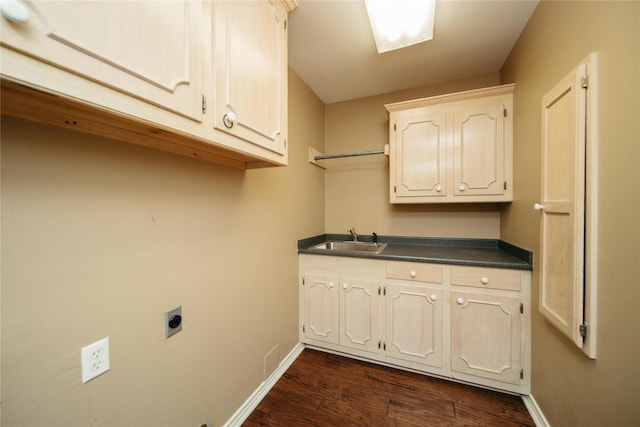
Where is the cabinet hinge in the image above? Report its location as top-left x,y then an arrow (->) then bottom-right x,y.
503,106 -> 508,117
201,95 -> 207,113
581,74 -> 589,89
520,303 -> 524,314
520,369 -> 524,380
579,323 -> 588,338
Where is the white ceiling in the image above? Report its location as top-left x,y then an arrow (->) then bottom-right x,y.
288,0 -> 539,104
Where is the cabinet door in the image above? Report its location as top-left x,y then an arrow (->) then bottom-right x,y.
390,109 -> 447,202
212,0 -> 287,156
539,59 -> 589,352
385,283 -> 443,368
451,98 -> 508,197
0,1 -> 203,122
340,278 -> 380,354
303,274 -> 339,344
451,290 -> 521,385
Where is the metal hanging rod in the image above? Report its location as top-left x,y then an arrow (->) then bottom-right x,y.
314,149 -> 385,160
308,146 -> 389,168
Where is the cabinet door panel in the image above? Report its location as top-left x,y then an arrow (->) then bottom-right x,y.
340,279 -> 380,354
391,110 -> 447,200
451,290 -> 521,385
304,275 -> 339,344
212,0 -> 287,155
539,61 -> 587,350
1,1 -> 203,121
386,283 -> 443,368
452,100 -> 505,196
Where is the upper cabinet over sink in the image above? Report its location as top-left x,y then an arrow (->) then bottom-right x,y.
0,0 -> 296,169
385,85 -> 514,203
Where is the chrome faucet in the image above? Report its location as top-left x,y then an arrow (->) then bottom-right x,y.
348,227 -> 358,242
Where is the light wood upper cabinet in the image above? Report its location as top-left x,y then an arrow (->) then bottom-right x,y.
391,109 -> 448,199
386,85 -> 514,203
0,0 -> 204,121
0,0 -> 296,169
212,0 -> 288,158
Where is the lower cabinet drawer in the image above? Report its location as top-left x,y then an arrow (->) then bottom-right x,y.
386,262 -> 444,283
451,266 -> 521,291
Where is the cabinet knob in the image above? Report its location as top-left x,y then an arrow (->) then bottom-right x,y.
328,282 -> 334,288
410,271 -> 417,278
223,111 -> 237,128
1,0 -> 30,23
458,185 -> 466,192
435,185 -> 442,192
457,297 -> 465,305
430,294 -> 437,301
533,203 -> 544,211
481,276 -> 489,284
342,283 -> 348,289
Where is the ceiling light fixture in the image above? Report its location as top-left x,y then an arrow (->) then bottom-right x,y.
364,0 -> 436,54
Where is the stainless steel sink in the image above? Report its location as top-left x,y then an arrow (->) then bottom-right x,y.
311,240 -> 387,254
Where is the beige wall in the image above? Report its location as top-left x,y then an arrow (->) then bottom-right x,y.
0,68 -> 325,426
324,74 -> 505,239
501,1 -> 640,425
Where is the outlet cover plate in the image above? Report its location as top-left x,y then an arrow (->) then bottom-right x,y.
165,306 -> 182,338
81,337 -> 110,383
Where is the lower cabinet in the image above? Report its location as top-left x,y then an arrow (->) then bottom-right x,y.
450,290 -> 522,386
302,274 -> 339,345
385,282 -> 444,369
299,254 -> 531,394
340,278 -> 381,354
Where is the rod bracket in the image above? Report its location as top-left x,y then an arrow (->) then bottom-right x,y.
308,147 -> 327,169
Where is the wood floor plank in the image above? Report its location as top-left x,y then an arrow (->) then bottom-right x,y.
242,349 -> 535,426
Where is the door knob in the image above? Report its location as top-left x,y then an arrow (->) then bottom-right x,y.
1,0 -> 30,23
223,111 -> 237,128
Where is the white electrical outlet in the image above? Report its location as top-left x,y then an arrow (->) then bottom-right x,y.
81,337 -> 110,383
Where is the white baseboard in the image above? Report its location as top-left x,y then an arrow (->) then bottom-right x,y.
223,342 -> 305,427
522,394 -> 550,427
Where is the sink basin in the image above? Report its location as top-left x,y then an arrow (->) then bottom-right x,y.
311,240 -> 387,254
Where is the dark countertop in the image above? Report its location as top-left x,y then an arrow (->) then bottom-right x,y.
298,234 -> 533,270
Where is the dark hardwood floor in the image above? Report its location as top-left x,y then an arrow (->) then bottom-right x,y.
243,349 -> 535,426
